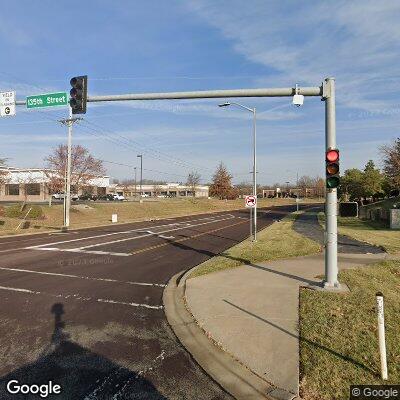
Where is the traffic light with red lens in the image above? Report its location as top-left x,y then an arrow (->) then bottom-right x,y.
326,149 -> 340,188
69,75 -> 87,114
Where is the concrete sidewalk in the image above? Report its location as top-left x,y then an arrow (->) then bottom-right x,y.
185,252 -> 392,399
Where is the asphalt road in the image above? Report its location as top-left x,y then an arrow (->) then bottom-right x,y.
0,205 -> 296,399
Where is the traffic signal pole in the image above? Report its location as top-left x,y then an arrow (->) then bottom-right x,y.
16,79 -> 341,289
323,77 -> 339,288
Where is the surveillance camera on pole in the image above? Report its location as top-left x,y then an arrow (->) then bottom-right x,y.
292,83 -> 304,107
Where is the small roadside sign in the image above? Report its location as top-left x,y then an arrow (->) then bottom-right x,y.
245,195 -> 256,208
26,92 -> 68,109
0,91 -> 16,117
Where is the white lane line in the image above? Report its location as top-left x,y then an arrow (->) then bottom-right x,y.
76,214 -> 235,250
0,285 -> 40,294
97,298 -> 163,310
29,248 -> 132,257
0,285 -> 163,310
26,214 -> 233,250
0,267 -> 166,287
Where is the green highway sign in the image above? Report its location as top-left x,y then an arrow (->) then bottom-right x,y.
26,92 -> 68,108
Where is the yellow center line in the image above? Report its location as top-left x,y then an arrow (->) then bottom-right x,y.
130,219 -> 248,255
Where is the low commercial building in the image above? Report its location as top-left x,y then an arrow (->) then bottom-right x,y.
111,182 -> 209,198
0,167 -> 110,202
262,186 -> 324,198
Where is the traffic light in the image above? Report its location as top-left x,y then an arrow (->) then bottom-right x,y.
326,148 -> 340,189
69,75 -> 87,114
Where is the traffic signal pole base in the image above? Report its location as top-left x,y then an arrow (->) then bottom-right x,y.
306,281 -> 350,293
60,226 -> 69,233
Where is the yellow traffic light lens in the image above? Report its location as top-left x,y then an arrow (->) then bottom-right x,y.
326,163 -> 339,175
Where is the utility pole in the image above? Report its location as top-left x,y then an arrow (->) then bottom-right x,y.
59,109 -> 82,230
137,154 -> 143,196
134,167 -> 137,197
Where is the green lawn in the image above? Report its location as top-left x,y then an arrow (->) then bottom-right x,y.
318,213 -> 400,254
300,260 -> 400,400
189,211 -> 322,278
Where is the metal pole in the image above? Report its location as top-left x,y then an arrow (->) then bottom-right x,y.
323,77 -> 339,288
376,292 -> 388,380
253,108 -> 257,242
249,207 -> 253,240
134,167 -> 137,197
65,106 -> 73,229
138,155 -> 143,196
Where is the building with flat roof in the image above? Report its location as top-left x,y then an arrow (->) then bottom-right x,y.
110,182 -> 209,198
0,166 -> 110,202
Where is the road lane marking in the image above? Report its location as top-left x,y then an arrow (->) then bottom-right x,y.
0,285 -> 163,309
130,218 -> 248,255
0,267 -> 166,287
75,214 -> 235,250
25,214 -> 235,250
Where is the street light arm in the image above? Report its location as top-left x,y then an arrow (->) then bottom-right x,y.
230,102 -> 254,113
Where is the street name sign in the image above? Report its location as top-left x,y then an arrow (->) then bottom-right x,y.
26,92 -> 68,109
0,91 -> 16,117
245,195 -> 256,208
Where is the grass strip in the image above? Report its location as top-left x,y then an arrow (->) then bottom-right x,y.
300,260 -> 400,400
190,211 -> 321,278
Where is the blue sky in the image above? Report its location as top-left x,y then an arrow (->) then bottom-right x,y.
1,1 -> 399,185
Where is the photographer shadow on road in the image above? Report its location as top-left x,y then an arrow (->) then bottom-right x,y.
0,303 -> 167,400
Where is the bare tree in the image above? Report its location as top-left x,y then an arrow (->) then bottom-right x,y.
152,184 -> 161,197
44,144 -> 105,194
186,171 -> 201,196
0,158 -> 10,188
380,138 -> 400,190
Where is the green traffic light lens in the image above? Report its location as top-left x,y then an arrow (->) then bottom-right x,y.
326,176 -> 340,188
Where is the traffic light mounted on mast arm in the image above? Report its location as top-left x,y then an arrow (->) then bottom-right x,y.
326,148 -> 340,189
69,75 -> 87,114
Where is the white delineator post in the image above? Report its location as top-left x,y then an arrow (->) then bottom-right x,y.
323,77 -> 339,288
376,292 -> 388,380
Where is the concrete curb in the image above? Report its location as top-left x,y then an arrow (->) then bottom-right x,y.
163,269 -> 298,400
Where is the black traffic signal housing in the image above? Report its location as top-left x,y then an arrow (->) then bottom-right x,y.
326,148 -> 340,189
69,75 -> 87,114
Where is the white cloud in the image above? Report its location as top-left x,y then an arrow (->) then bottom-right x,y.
187,1 -> 400,113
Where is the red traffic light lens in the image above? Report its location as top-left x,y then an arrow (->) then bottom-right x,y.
326,149 -> 339,162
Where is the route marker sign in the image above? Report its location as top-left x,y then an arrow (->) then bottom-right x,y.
0,91 -> 16,117
245,195 -> 257,208
26,92 -> 68,109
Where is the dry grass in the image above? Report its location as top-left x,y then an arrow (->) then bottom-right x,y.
300,260 -> 400,400
0,197 -> 322,237
189,211 -> 322,278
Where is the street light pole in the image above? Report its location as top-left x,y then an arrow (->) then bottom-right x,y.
252,108 -> 257,241
137,155 -> 143,196
219,102 -> 257,241
134,167 -> 137,197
